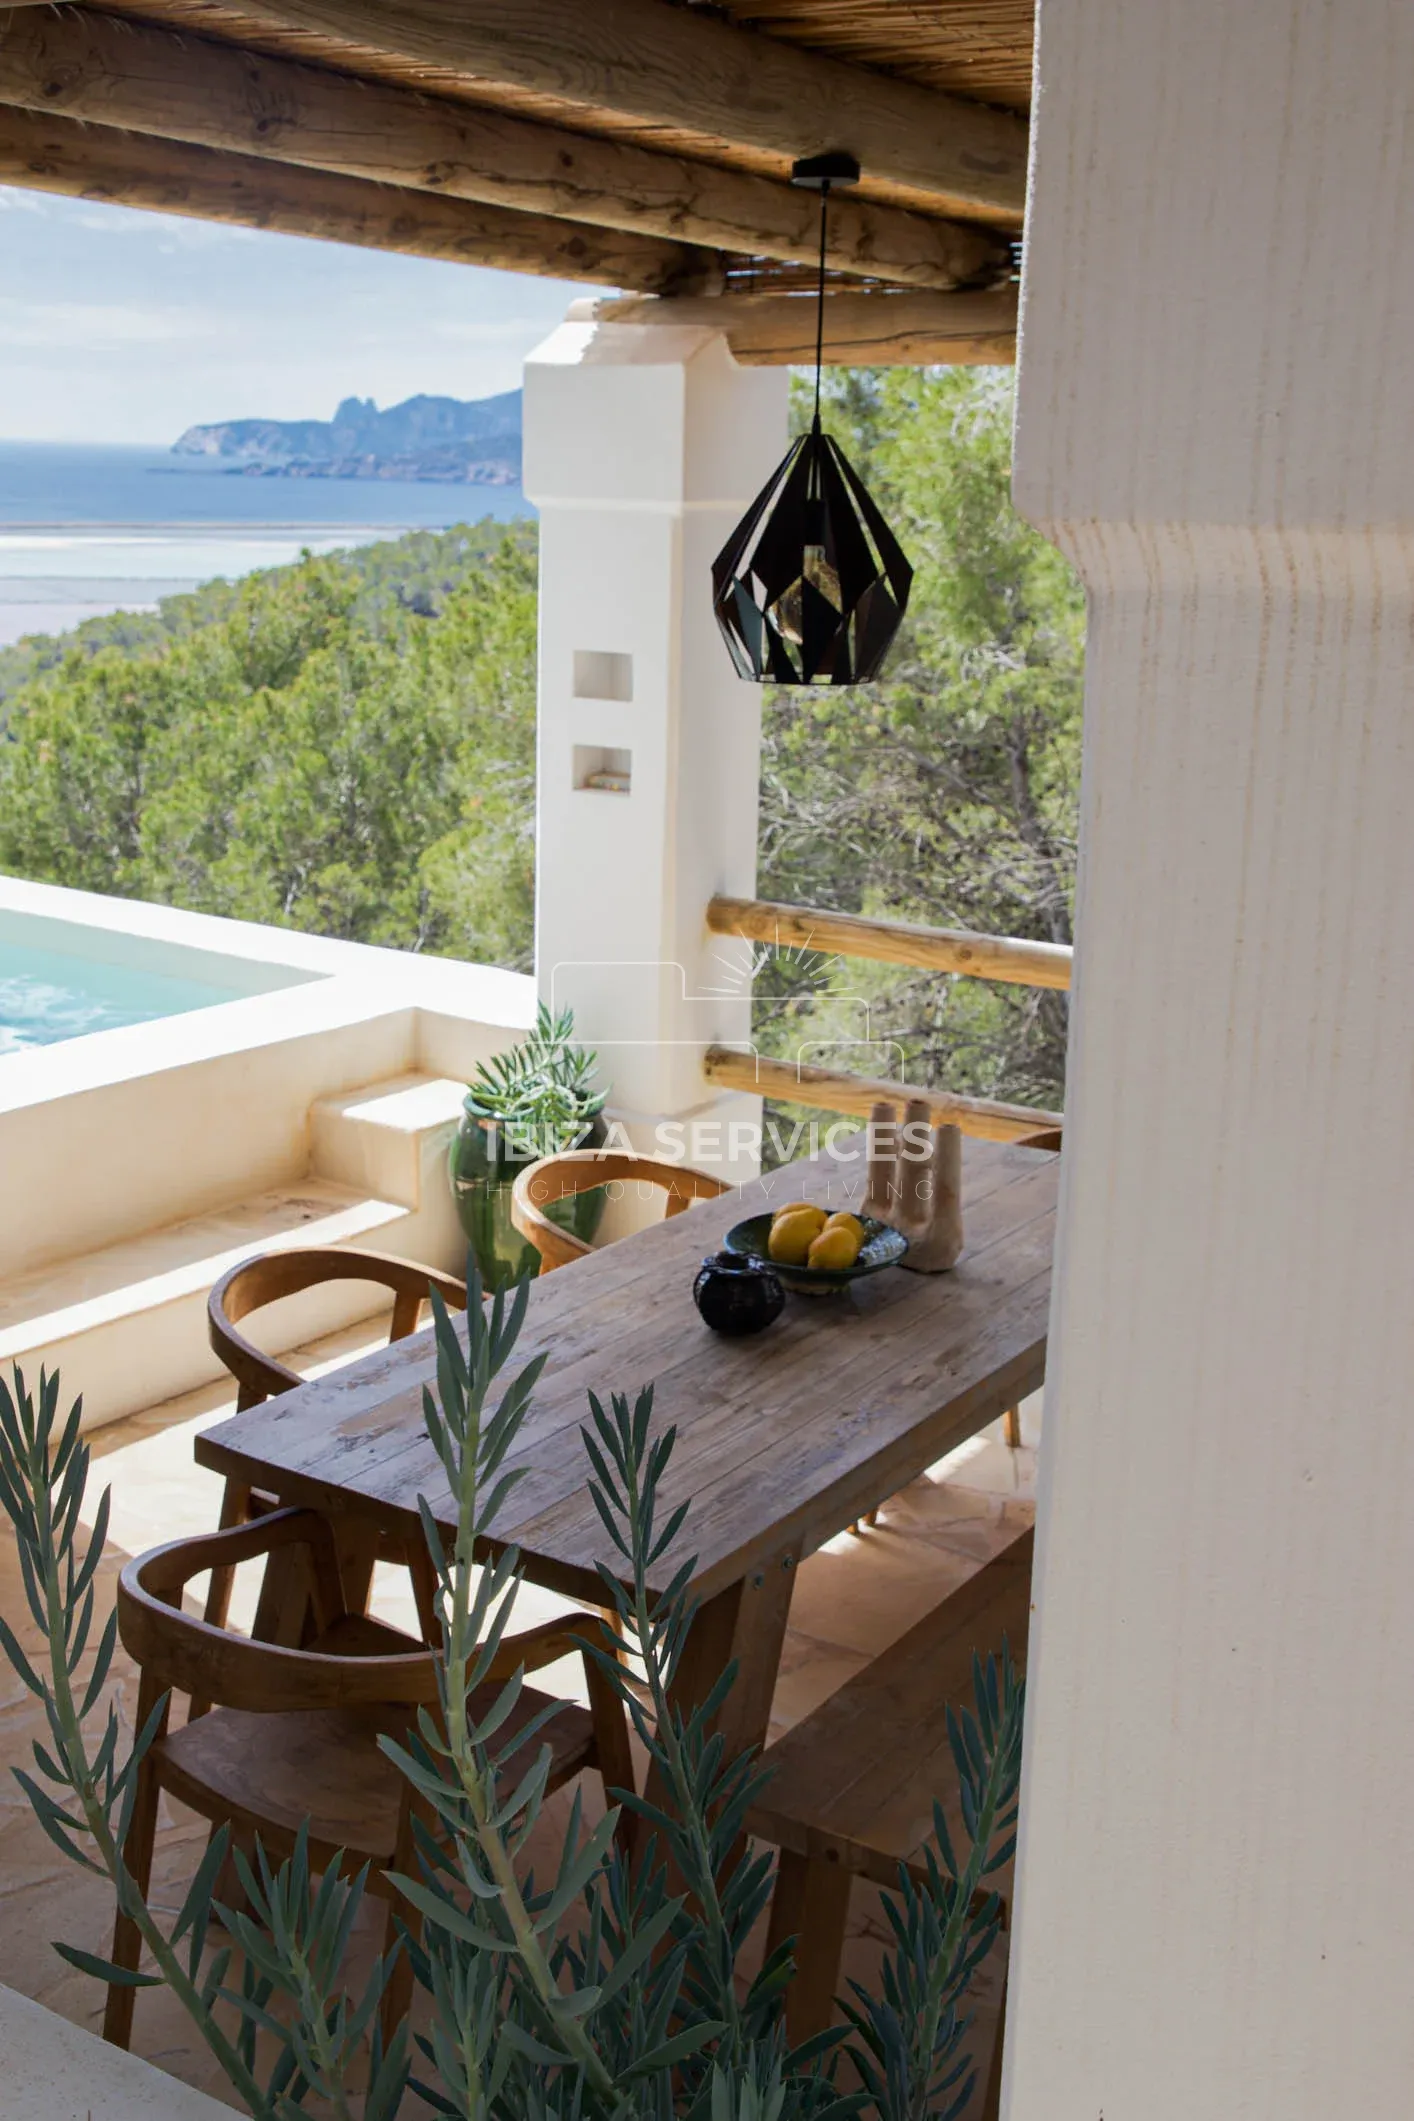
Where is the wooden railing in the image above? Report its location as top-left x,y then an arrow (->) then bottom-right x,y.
703,1047 -> 1062,1145
706,895 -> 1072,990
704,894 -> 1069,1144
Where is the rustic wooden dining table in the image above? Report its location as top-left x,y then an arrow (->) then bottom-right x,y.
195,1133 -> 1058,1763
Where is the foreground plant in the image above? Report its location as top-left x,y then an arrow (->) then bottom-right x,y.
0,1275 -> 1022,2120
0,1365 -> 408,2119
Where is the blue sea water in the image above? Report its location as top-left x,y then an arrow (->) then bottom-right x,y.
0,441 -> 532,646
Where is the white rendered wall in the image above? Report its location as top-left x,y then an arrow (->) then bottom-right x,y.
1006,5 -> 1414,2117
524,321 -> 787,1175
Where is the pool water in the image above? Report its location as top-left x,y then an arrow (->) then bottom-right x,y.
0,939 -> 255,1051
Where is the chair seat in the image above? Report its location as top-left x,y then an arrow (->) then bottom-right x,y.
751,1526 -> 1034,1891
159,1683 -> 597,1874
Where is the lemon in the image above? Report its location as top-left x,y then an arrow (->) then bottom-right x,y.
768,1209 -> 824,1266
808,1225 -> 863,1272
770,1200 -> 823,1228
822,1212 -> 866,1243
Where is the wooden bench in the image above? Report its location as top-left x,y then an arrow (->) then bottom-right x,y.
750,1524 -> 1034,2112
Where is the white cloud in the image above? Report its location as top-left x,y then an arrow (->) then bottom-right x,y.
72,209 -> 257,248
0,299 -> 222,350
0,187 -> 594,440
428,316 -> 554,345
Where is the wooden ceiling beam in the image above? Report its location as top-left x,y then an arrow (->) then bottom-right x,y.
232,0 -> 1029,225
0,6 -> 1008,292
566,289 -> 1019,366
0,102 -> 719,289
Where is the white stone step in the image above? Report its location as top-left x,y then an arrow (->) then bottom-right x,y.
2,1982 -> 234,2121
0,1179 -> 409,1430
310,1069 -> 467,1207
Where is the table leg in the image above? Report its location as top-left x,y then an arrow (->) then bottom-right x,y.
250,1512 -> 382,1645
251,1537 -> 312,1646
331,1516 -> 380,1619
641,1547 -> 798,1837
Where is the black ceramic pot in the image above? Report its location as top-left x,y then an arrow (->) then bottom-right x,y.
692,1252 -> 786,1337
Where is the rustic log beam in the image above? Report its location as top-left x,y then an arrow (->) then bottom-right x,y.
0,101 -> 718,288
707,894 -> 1068,985
570,289 -> 1019,366
0,7 -> 1010,293
703,1046 -> 1063,1145
240,0 -> 1028,225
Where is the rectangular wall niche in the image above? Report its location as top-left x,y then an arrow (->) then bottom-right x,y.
573,745 -> 632,794
573,649 -> 633,702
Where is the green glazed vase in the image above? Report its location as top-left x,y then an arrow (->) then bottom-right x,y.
448,1109 -> 608,1290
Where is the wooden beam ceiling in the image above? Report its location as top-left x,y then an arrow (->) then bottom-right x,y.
567,289 -> 1019,366
0,7 -> 1009,292
0,102 -> 721,288
229,0 -> 1029,223
707,1 -> 1034,113
0,2 -> 1033,367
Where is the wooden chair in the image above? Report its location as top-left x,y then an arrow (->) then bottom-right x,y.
104,1506 -> 636,2052
749,1524 -> 1034,2119
203,1247 -> 468,1639
510,1148 -> 730,1274
208,1245 -> 466,1414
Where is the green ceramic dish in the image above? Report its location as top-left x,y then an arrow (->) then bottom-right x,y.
723,1212 -> 908,1295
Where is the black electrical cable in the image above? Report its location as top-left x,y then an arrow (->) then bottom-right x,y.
811,180 -> 830,431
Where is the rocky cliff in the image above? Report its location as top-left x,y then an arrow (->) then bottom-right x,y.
173,390 -> 522,484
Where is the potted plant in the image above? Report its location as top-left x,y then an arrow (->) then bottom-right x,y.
449,1000 -> 608,1287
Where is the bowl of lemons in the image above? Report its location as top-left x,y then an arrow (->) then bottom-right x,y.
723,1199 -> 908,1295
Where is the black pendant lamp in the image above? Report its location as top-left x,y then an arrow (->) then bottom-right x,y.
712,151 -> 914,686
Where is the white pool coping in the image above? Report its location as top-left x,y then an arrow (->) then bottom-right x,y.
0,875 -> 535,1283
0,874 -> 533,1115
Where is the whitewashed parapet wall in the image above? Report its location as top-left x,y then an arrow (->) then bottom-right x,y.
524,320 -> 786,1174
1008,3 -> 1414,2117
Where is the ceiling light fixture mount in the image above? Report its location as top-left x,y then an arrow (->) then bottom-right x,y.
711,150 -> 914,686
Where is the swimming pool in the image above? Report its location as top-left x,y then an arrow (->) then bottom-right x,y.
0,936 -> 277,1051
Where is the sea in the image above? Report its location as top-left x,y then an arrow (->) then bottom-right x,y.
0,441 -> 532,648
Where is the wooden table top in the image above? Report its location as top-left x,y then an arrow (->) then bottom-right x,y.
196,1136 -> 1058,1607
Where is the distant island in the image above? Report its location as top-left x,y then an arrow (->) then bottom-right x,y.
172,389 -> 522,485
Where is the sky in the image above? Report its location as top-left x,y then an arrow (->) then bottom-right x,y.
0,186 -> 595,443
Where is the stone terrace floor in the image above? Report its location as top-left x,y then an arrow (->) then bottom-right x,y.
0,1313 -> 1039,2114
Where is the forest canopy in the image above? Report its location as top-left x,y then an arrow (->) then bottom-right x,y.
754,368 -> 1083,1111
0,521 -> 538,970
0,371 -> 1082,1107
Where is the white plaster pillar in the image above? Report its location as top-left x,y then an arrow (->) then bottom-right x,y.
1006,6 -> 1414,2117
523,320 -> 787,1180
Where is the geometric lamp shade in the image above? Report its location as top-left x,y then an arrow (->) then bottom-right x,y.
712,417 -> 914,685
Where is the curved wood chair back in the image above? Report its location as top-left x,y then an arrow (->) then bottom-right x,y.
511,1149 -> 730,1273
105,1506 -> 635,2055
118,1508 -> 440,1715
208,1245 -> 466,1410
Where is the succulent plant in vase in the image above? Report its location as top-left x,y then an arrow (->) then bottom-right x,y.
449,1001 -> 608,1288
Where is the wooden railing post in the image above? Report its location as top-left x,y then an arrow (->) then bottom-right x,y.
701,896 -> 1069,1142
706,894 -> 1072,990
703,1046 -> 1062,1145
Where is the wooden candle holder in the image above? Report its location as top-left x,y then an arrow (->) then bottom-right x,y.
862,1096 -> 963,1272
